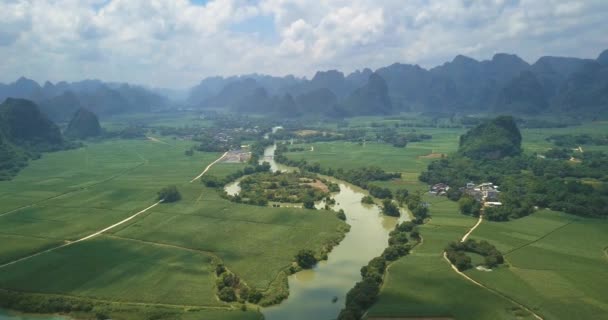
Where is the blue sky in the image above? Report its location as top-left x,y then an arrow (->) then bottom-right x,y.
0,0 -> 606,88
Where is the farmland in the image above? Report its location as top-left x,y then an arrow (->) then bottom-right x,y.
0,136 -> 346,319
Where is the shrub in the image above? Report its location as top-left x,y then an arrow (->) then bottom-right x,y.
157,185 -> 181,202
295,249 -> 317,269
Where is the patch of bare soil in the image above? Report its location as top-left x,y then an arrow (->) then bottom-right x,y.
304,179 -> 329,192
295,129 -> 320,136
418,153 -> 446,159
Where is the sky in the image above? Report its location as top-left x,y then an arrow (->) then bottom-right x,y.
0,0 -> 607,89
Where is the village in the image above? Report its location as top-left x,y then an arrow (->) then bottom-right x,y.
430,181 -> 502,207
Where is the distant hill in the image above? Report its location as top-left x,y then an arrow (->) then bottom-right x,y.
65,108 -> 102,139
0,79 -> 168,121
0,98 -> 70,180
187,48 -> 608,118
458,116 -> 522,160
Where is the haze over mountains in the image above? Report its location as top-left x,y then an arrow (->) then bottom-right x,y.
2,49 -> 607,120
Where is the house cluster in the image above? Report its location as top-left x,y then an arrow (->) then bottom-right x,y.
462,182 -> 502,207
429,183 -> 450,196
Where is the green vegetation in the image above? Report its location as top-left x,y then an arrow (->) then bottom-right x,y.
0,98 -> 75,180
360,195 -> 374,204
295,249 -> 317,269
467,210 -> 608,319
65,108 -> 102,139
157,185 -> 181,202
458,116 -> 522,160
235,171 -> 329,205
446,239 -> 504,270
0,137 -> 347,319
380,199 -> 399,217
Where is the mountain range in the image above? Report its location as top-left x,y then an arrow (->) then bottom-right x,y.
0,79 -> 168,121
2,49 -> 607,120
188,49 -> 608,118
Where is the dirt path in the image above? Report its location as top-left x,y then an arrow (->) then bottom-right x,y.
443,214 -> 544,320
442,252 -> 543,320
0,201 -> 161,269
146,135 -> 169,145
461,215 -> 483,242
189,152 -> 228,183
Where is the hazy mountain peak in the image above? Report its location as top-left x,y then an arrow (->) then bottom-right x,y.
597,49 -> 608,65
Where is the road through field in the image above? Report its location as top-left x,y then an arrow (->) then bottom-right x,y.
190,152 -> 228,182
461,214 -> 483,242
0,201 -> 161,269
443,213 -> 544,320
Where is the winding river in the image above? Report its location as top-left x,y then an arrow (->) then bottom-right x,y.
229,142 -> 408,320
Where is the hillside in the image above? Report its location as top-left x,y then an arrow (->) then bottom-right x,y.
65,108 -> 102,139
0,98 -> 69,180
458,116 -> 522,160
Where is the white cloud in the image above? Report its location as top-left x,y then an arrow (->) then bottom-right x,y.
0,0 -> 606,88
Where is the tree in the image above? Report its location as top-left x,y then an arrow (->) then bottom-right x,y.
336,209 -> 346,221
381,199 -> 400,217
361,195 -> 374,204
458,196 -> 481,216
295,249 -> 317,269
218,287 -> 236,302
394,188 -> 409,205
157,185 -> 181,202
303,199 -> 315,209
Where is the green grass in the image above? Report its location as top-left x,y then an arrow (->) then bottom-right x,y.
0,138 -> 345,319
367,197 -> 536,319
466,210 -> 608,319
0,236 -> 219,306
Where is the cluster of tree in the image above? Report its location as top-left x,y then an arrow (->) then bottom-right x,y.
236,172 -> 330,206
157,185 -> 181,203
195,131 -> 240,152
368,185 -> 393,199
214,263 -> 262,304
446,239 -> 504,271
361,195 -> 374,204
404,192 -> 430,224
544,148 -> 574,160
0,289 -> 95,315
421,151 -> 608,219
295,249 -> 318,269
338,221 -> 418,320
458,196 -> 483,217
381,199 -> 400,217
546,133 -> 608,148
203,162 -> 271,188
374,127 -> 432,148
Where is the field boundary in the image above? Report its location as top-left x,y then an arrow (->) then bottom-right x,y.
504,220 -> 575,255
190,152 -> 228,182
106,234 -> 221,259
0,201 -> 161,269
